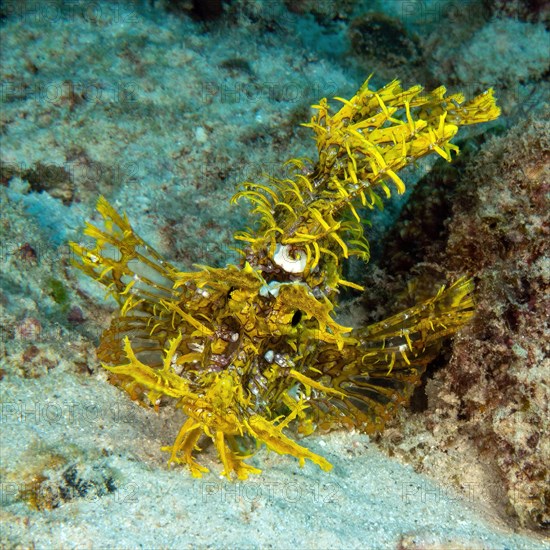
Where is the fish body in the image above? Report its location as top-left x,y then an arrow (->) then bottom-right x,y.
71,78 -> 499,478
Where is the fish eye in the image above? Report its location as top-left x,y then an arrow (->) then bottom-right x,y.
291,310 -> 302,326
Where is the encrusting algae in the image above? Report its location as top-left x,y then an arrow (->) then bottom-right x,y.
71,77 -> 500,479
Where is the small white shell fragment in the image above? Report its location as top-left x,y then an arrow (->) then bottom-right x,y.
273,244 -> 307,274
195,126 -> 207,143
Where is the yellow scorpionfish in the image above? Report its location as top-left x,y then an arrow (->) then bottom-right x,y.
72,77 -> 500,479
